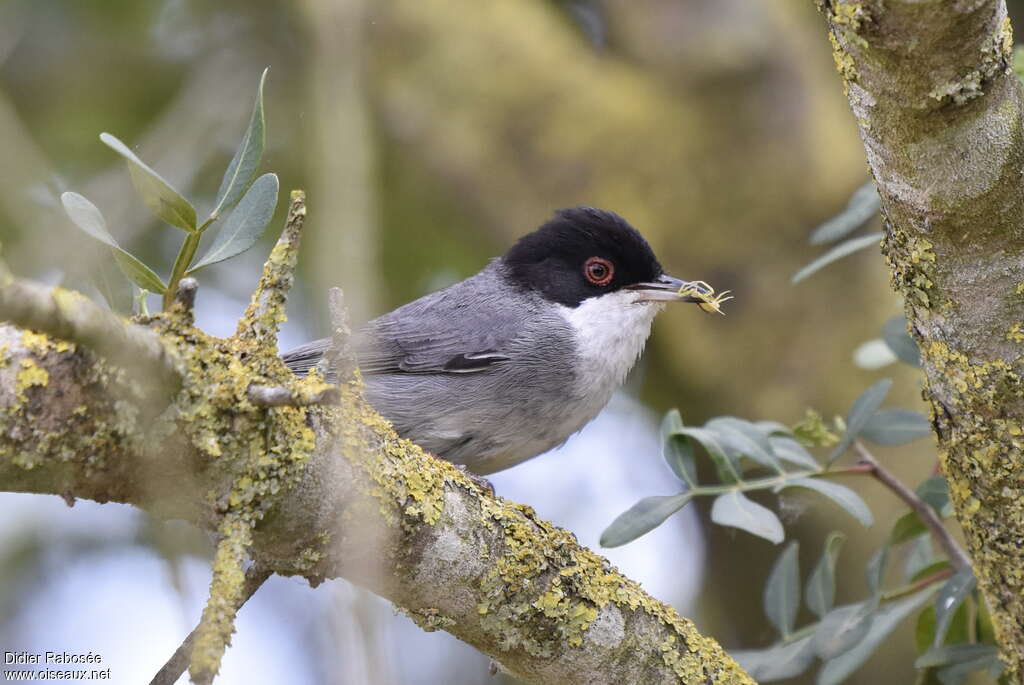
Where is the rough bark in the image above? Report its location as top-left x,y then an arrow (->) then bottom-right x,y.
821,0 -> 1024,676
0,194 -> 751,684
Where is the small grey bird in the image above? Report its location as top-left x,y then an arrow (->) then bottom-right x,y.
283,207 -> 714,475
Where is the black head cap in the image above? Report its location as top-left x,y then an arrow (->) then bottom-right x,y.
502,206 -> 664,307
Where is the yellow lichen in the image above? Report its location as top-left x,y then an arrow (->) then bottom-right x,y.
15,359 -> 49,402
831,3 -> 867,32
829,31 -> 859,94
920,339 -> 1024,673
190,513 -> 252,683
929,16 -> 1013,105
1006,323 -> 1024,343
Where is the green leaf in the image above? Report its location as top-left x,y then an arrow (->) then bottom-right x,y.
830,378 -> 893,462
904,534 -> 935,582
809,180 -> 879,245
915,643 -> 999,668
854,338 -> 897,370
677,426 -> 742,483
706,416 -> 784,472
806,532 -> 845,619
61,191 -> 116,246
661,410 -> 697,486
710,490 -> 784,544
792,231 -> 883,284
755,420 -> 793,437
814,601 -> 875,660
90,255 -> 133,314
190,173 -> 279,272
777,477 -> 873,527
100,132 -> 196,232
112,250 -> 168,294
861,409 -> 932,446
768,436 -> 820,470
933,568 -> 976,647
936,655 -> 1003,685
865,545 -> 890,599
212,67 -> 268,219
890,511 -> 928,546
732,635 -> 816,681
600,493 -> 692,548
818,588 -> 937,685
60,192 -> 167,294
882,315 -> 921,367
764,542 -> 800,637
942,600 -> 971,647
917,476 -> 952,517
915,606 -> 937,655
910,561 -> 951,584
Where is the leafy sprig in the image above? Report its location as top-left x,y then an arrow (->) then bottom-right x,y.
60,68 -> 277,312
624,180 -> 999,684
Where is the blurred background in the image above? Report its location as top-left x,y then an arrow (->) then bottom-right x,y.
0,1 -> 1012,683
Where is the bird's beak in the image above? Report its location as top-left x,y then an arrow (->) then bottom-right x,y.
625,275 -> 709,303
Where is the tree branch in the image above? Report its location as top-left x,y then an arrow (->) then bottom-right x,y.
0,270 -> 181,394
853,441 -> 970,570
0,194 -> 751,684
150,565 -> 271,685
821,0 -> 1024,674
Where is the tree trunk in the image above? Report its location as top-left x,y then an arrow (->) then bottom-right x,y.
821,0 -> 1024,677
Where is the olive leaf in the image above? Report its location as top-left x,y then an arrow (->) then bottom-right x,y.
805,532 -> 845,619
189,173 -> 279,272
661,410 -> 697,487
764,542 -> 800,637
706,416 -> 784,473
933,568 -> 976,647
211,67 -> 268,219
776,477 -> 873,527
599,493 -> 692,548
710,490 -> 784,544
882,315 -> 921,367
818,588 -> 936,685
60,191 -> 167,294
829,378 -> 893,462
809,180 -> 879,245
99,132 -> 196,232
861,409 -> 931,446
732,635 -> 816,681
792,232 -> 883,284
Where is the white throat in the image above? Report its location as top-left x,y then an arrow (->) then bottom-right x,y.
557,290 -> 663,415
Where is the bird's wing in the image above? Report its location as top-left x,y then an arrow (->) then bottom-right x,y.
282,267 -> 526,377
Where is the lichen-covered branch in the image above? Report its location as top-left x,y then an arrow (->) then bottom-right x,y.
235,190 -> 306,347
820,0 -> 1024,675
0,270 -> 181,395
0,194 -> 751,683
150,565 -> 270,685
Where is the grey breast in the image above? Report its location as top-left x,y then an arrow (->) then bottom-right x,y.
282,261 -> 579,473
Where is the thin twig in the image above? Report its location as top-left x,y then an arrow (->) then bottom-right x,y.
247,383 -> 340,407
326,287 -> 357,384
235,190 -> 306,346
854,441 -> 971,570
149,566 -> 271,685
174,277 -> 198,314
881,566 -> 955,602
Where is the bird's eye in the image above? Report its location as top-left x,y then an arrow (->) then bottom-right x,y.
583,256 -> 614,286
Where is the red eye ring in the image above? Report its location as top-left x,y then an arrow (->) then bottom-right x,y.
583,256 -> 614,286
